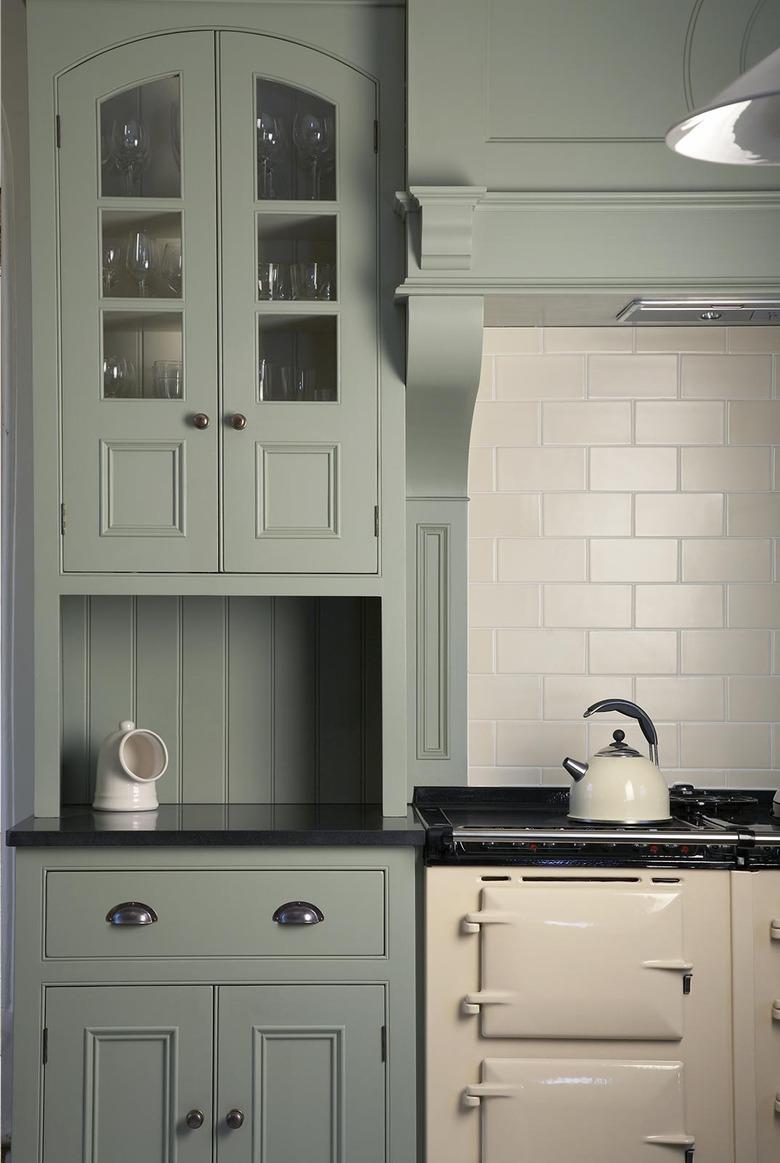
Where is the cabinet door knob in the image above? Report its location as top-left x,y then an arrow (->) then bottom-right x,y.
185,1109 -> 205,1130
230,413 -> 248,430
225,1109 -> 245,1130
192,413 -> 210,429
105,901 -> 158,926
272,900 -> 324,925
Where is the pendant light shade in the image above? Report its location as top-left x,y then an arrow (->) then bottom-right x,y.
666,46 -> 780,164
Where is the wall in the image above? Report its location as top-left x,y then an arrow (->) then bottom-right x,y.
469,326 -> 780,789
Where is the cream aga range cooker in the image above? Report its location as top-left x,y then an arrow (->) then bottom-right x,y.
416,786 -> 780,1163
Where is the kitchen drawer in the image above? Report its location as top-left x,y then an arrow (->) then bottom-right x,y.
44,868 -> 385,959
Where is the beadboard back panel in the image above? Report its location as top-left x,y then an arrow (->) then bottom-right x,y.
61,596 -> 382,805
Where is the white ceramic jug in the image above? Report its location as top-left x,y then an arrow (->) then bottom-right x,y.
93,719 -> 168,812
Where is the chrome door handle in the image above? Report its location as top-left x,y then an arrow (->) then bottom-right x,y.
272,901 -> 324,925
105,901 -> 158,926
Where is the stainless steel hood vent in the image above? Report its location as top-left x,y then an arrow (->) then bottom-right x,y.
617,299 -> 780,325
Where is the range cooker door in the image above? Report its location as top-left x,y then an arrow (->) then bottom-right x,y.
465,1058 -> 694,1163
464,884 -> 690,1039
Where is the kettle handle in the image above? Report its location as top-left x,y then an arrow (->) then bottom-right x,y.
584,699 -> 659,764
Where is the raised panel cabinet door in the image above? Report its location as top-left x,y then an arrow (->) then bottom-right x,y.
219,33 -> 379,573
217,985 -> 386,1163
58,33 -> 219,572
43,985 -> 213,1163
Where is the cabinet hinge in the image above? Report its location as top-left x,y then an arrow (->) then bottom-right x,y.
683,971 -> 693,995
380,1025 -> 387,1062
373,505 -> 379,537
60,503 -> 66,535
42,1028 -> 48,1065
55,115 -> 61,149
373,119 -> 379,154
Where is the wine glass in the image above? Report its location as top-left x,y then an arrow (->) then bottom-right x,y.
103,356 -> 136,398
256,113 -> 285,199
293,113 -> 333,199
161,240 -> 182,295
126,230 -> 155,297
102,240 -> 123,295
170,100 -> 181,171
111,118 -> 150,195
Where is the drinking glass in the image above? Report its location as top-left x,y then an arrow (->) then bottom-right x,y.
257,261 -> 291,301
103,356 -> 136,398
256,113 -> 285,199
161,240 -> 182,295
126,231 -> 155,297
102,241 -> 123,295
259,359 -> 293,401
292,367 -> 317,401
293,113 -> 333,199
111,118 -> 150,196
152,359 -> 183,399
292,261 -> 334,301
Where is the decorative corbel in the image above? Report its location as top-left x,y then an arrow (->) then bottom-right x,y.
407,185 -> 487,271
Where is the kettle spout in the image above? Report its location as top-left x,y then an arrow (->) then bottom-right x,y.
563,757 -> 589,783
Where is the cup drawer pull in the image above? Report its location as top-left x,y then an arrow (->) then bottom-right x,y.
272,901 -> 324,925
106,901 -> 159,926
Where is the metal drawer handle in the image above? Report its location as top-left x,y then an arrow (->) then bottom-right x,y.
272,901 -> 324,925
106,901 -> 158,926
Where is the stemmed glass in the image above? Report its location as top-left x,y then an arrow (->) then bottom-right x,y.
170,100 -> 181,171
126,230 -> 155,297
102,241 -> 123,295
161,241 -> 182,296
293,113 -> 333,199
111,118 -> 150,196
256,114 -> 285,199
103,356 -> 136,398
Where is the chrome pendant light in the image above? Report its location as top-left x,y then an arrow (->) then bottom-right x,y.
666,45 -> 780,164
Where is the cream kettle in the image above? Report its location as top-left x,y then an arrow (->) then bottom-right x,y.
93,720 -> 168,812
563,698 -> 670,824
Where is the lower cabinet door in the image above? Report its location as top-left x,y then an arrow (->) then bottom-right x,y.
43,985 -> 213,1163
217,984 -> 386,1163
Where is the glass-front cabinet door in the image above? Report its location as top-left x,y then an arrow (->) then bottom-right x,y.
219,34 -> 379,573
58,33 -> 219,572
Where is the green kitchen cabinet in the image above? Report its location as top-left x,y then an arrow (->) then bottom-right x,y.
58,30 -> 380,575
42,983 -> 386,1163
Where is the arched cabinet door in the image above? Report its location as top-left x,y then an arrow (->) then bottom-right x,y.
58,33 -> 219,572
219,34 -> 379,574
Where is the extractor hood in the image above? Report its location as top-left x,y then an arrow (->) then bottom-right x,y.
617,298 -> 780,324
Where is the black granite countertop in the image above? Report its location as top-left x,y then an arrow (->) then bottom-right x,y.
6,803 -> 425,847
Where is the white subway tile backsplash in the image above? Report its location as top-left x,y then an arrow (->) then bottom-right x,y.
543,675 -> 632,720
680,723 -> 771,769
497,629 -> 586,674
636,401 -> 724,445
590,539 -> 678,583
590,447 -> 677,491
682,446 -> 771,492
497,354 -> 585,400
471,401 -> 539,446
499,539 -> 587,582
729,401 -> 780,445
635,585 -> 723,629
729,584 -> 780,628
589,631 -> 678,674
497,447 -> 586,492
682,539 -> 772,583
635,494 -> 723,537
728,494 -> 780,537
681,630 -> 771,675
544,493 -> 632,536
543,401 -> 631,445
496,721 -> 587,767
635,677 -> 725,721
542,328 -> 632,353
469,328 -> 779,787
681,354 -> 772,399
470,583 -> 539,628
588,354 -> 677,398
470,494 -> 540,538
544,584 -> 632,628
469,675 -> 540,720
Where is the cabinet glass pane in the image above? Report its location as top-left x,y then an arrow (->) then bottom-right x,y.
103,311 -> 183,399
100,77 -> 181,198
256,80 -> 336,201
102,211 -> 182,299
258,315 -> 337,402
257,214 -> 336,301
